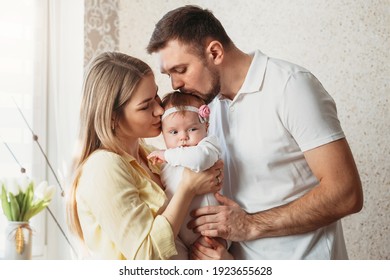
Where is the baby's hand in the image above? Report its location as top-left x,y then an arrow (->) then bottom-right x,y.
147,150 -> 166,165
192,236 -> 228,249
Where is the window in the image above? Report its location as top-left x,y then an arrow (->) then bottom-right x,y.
1,0 -> 84,260
0,0 -> 47,258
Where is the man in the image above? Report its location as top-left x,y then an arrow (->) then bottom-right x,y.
147,5 -> 363,259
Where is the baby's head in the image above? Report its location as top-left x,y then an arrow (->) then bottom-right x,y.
161,91 -> 210,149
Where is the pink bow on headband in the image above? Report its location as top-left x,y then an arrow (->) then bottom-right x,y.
198,105 -> 210,118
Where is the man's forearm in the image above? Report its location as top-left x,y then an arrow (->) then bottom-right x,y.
246,181 -> 362,240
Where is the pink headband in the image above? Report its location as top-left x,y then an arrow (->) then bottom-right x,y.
161,105 -> 210,123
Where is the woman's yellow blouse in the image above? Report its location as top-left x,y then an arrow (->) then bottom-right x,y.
76,144 -> 177,259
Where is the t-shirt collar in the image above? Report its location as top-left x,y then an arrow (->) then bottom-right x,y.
218,50 -> 267,102
238,50 -> 267,95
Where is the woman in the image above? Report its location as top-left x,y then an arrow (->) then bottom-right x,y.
67,52 -> 224,259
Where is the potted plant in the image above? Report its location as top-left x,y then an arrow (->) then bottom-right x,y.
1,175 -> 55,259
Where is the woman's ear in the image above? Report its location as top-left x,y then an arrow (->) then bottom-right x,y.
111,112 -> 117,131
206,40 -> 224,65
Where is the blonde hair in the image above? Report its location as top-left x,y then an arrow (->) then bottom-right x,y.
67,52 -> 152,241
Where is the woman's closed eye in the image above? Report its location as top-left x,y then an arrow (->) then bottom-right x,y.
140,104 -> 150,110
174,66 -> 186,74
140,94 -> 161,110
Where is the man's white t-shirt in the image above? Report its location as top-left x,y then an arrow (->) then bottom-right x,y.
208,50 -> 347,259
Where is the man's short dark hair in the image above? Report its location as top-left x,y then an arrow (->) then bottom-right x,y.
147,5 -> 233,57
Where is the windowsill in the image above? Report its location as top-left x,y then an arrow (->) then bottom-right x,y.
0,245 -> 47,260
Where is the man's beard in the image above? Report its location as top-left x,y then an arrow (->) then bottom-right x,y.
180,62 -> 221,104
203,66 -> 221,104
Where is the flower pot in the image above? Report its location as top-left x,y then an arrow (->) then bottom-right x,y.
5,221 -> 32,260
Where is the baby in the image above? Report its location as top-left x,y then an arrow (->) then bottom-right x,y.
148,91 -> 223,259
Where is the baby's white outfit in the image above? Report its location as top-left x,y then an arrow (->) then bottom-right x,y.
160,135 -> 222,259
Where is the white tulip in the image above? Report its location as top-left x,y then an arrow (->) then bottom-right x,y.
35,181 -> 48,200
35,181 -> 56,201
44,185 -> 56,201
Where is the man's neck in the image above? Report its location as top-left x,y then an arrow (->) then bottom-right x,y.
219,47 -> 253,100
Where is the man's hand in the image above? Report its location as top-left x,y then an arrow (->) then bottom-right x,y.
188,192 -> 254,241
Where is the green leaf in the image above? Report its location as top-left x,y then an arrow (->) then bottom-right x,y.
16,191 -> 25,206
24,200 -> 49,221
22,184 -> 34,220
9,193 -> 21,221
15,192 -> 25,219
1,184 -> 12,220
19,183 -> 34,221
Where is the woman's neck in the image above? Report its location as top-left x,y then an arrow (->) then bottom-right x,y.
118,135 -> 142,162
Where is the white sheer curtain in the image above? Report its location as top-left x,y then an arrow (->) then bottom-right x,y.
0,0 -> 83,259
46,0 -> 83,259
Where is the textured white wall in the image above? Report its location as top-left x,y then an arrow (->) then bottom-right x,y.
113,0 -> 390,259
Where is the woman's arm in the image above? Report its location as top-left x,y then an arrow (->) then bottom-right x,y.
78,151 -> 223,259
162,160 -> 224,236
77,152 -> 175,259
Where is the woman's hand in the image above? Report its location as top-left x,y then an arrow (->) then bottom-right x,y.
180,160 -> 224,195
163,160 -> 224,238
190,236 -> 234,260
